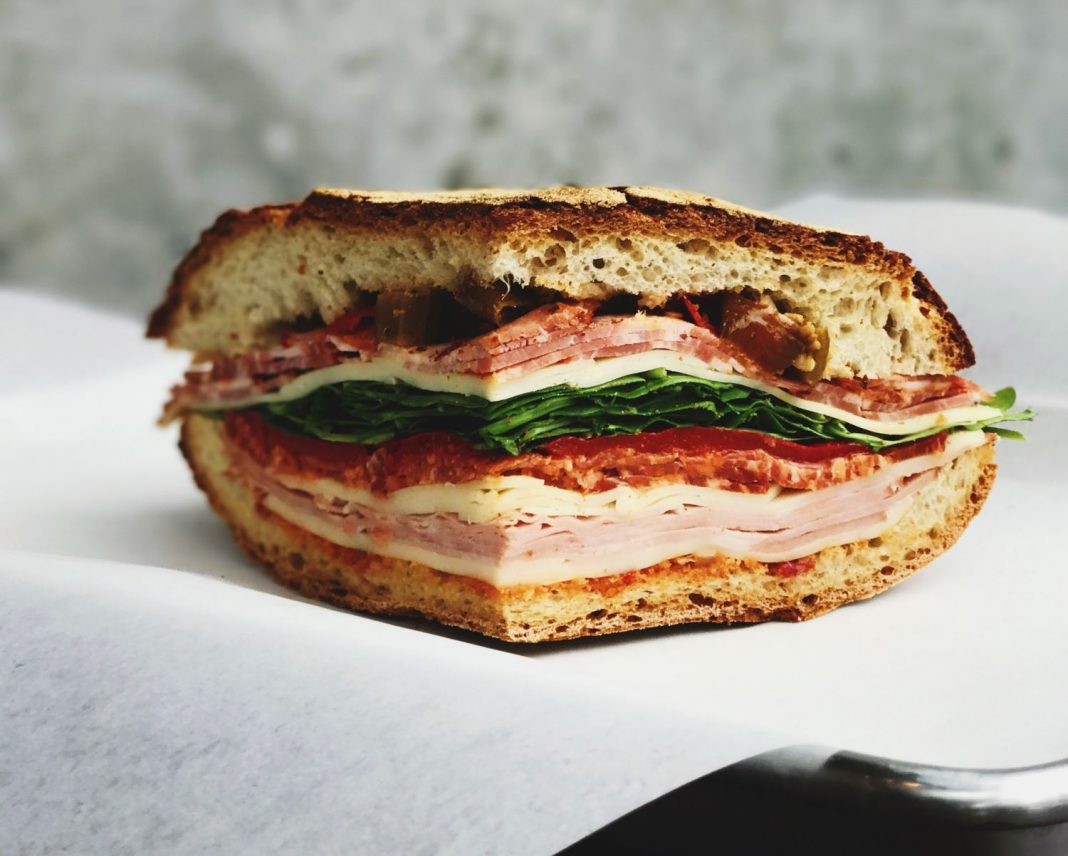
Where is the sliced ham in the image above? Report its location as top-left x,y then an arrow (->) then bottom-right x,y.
164,302 -> 985,426
424,302 -> 748,376
228,428 -> 984,586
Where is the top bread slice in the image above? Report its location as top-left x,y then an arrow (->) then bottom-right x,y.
147,185 -> 973,379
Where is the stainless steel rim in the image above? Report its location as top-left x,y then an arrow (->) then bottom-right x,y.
728,745 -> 1068,827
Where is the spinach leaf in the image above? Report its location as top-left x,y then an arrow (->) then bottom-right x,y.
250,370 -> 1033,455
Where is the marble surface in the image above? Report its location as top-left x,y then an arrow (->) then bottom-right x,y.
1,0 -> 1067,315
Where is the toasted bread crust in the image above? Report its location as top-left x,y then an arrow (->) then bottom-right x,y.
296,186 -> 910,271
147,186 -> 973,376
180,413 -> 995,643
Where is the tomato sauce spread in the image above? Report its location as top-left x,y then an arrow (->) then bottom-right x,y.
223,411 -> 948,496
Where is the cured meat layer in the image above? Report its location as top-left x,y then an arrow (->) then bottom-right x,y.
164,304 -> 984,423
223,425 -> 986,585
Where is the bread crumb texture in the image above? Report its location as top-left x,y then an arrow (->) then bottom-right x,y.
149,186 -> 973,378
181,413 -> 996,643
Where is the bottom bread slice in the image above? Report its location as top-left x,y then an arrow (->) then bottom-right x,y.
180,413 -> 997,643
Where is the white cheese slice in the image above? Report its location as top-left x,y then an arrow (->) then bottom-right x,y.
272,431 -> 986,525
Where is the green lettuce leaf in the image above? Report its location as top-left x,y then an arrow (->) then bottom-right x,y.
251,370 -> 1033,455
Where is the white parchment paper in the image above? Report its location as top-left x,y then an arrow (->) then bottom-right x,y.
1,552 -> 775,855
2,198 -> 1067,854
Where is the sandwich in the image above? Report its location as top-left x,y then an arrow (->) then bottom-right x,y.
148,186 -> 1030,642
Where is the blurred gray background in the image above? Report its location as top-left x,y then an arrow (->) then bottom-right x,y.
2,0 -> 1066,316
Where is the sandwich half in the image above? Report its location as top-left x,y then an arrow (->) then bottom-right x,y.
149,186 -> 1030,642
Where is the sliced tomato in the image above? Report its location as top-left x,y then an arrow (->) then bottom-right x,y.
679,294 -> 712,330
324,306 -> 376,335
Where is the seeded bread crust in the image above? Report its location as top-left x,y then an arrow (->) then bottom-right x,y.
180,413 -> 995,643
148,186 -> 973,378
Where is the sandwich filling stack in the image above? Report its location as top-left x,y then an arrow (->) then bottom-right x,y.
149,186 -> 1030,641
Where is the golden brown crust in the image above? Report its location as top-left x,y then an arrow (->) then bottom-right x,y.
180,413 -> 996,643
146,186 -> 973,372
910,269 -> 976,368
296,186 -> 905,271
